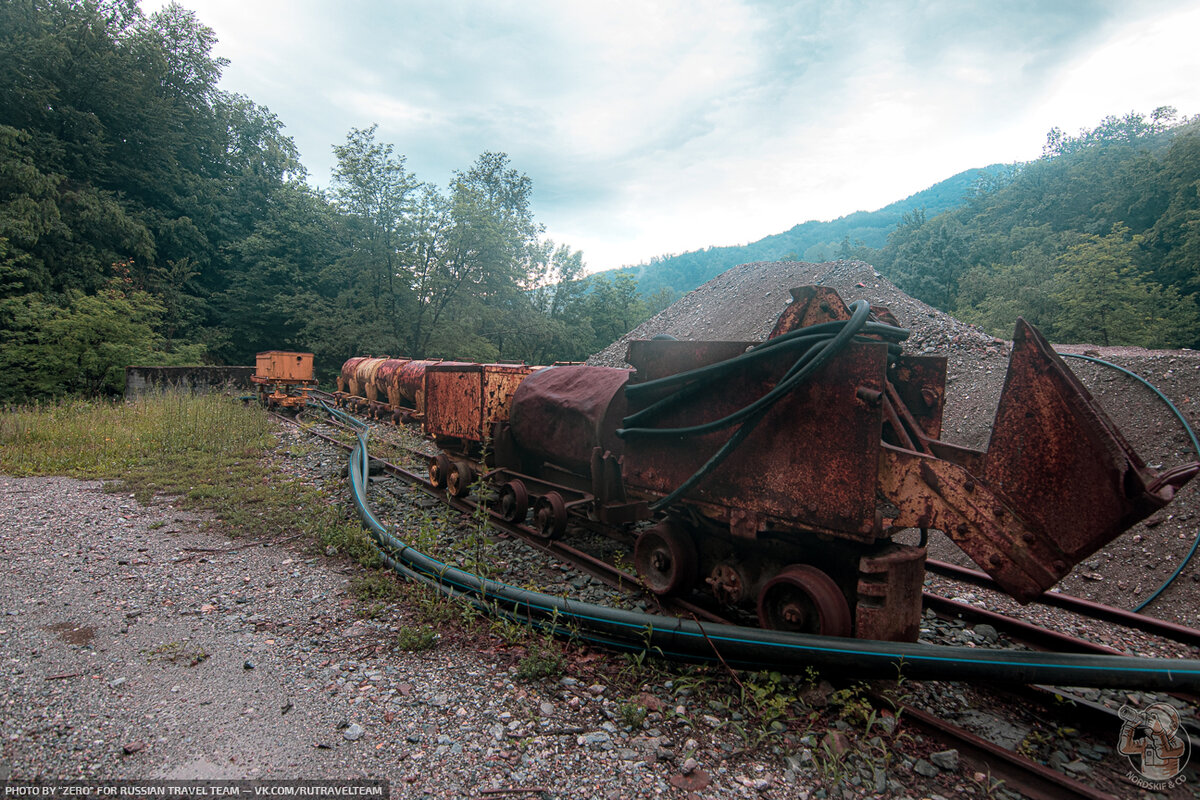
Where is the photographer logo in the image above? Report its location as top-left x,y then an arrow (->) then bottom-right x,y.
1117,702 -> 1190,789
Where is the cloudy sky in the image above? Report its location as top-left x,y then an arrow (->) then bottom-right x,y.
147,0 -> 1200,273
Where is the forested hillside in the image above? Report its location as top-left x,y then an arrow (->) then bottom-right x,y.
867,109 -> 1200,349
5,3 -> 1198,403
603,164 -> 1010,299
617,109 -> 1200,351
0,0 -> 655,401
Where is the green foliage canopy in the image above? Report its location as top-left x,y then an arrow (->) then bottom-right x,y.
0,0 -> 648,401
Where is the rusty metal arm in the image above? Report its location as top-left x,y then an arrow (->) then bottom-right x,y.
878,445 -> 1067,602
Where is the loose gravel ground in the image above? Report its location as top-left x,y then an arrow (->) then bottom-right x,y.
2,468 -> 956,799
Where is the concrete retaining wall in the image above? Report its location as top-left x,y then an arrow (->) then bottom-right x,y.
124,365 -> 255,399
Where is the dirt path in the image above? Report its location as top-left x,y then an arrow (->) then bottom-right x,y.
0,475 -> 878,798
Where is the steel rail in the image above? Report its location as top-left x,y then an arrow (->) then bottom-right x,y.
882,698 -> 1120,800
271,411 -> 729,624
926,558 -> 1200,649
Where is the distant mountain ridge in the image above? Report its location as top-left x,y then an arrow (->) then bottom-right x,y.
597,164 -> 1009,299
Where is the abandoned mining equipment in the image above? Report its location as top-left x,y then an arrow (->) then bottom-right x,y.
336,286 -> 1199,642
252,350 -> 318,410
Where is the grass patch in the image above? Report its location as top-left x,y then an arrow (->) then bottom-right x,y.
395,624 -> 439,652
515,642 -> 566,682
351,571 -> 401,601
0,393 -> 377,552
1,393 -> 270,488
618,700 -> 648,730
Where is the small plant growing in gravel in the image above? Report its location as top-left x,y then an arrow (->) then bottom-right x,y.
406,512 -> 442,556
830,682 -> 877,730
618,625 -> 668,684
618,700 -> 648,730
395,624 -> 439,652
354,601 -> 386,620
408,580 -> 463,627
488,610 -> 532,646
515,642 -> 566,681
144,640 -> 208,667
310,503 -> 380,568
810,736 -> 852,788
351,571 -> 400,602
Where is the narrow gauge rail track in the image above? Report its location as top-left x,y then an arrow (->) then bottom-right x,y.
269,403 -> 1200,800
295,402 -> 1200,654
293,404 -> 1200,647
287,405 -> 721,620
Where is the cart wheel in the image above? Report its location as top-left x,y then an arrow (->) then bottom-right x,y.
757,564 -> 852,637
447,460 -> 475,498
497,480 -> 529,523
533,492 -> 567,539
634,520 -> 698,596
429,452 -> 453,489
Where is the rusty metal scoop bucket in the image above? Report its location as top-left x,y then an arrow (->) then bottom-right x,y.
975,318 -> 1198,598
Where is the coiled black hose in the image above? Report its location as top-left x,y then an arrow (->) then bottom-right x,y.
322,401 -> 1200,690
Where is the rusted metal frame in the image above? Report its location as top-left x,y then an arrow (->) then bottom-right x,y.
854,544 -> 926,643
982,320 -> 1180,569
623,336 -> 886,541
479,467 -> 594,513
925,559 -> 1200,650
885,698 -> 1120,800
880,392 -> 918,451
883,379 -> 934,456
621,490 -> 878,546
879,445 -> 1067,600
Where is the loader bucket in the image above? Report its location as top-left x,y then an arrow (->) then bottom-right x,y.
980,319 -> 1198,596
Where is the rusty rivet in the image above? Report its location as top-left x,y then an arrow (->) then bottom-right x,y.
963,480 -> 975,493
1053,560 -> 1068,573
1021,533 -> 1036,544
993,506 -> 1005,517
856,387 -> 882,406
956,523 -> 969,535
920,387 -> 938,407
989,555 -> 1004,567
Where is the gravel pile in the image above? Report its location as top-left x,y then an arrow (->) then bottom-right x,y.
590,260 -> 1200,625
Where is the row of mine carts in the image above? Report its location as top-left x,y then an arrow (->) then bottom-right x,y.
331,348 -> 937,642
333,356 -> 545,436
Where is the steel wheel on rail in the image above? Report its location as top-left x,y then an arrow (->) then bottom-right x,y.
429,452 -> 453,489
757,564 -> 852,637
497,480 -> 529,523
634,520 -> 698,596
447,460 -> 475,498
533,492 -> 568,539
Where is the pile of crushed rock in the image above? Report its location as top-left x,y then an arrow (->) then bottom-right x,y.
590,260 -> 1200,625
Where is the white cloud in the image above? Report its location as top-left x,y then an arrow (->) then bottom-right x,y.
142,0 -> 1200,272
